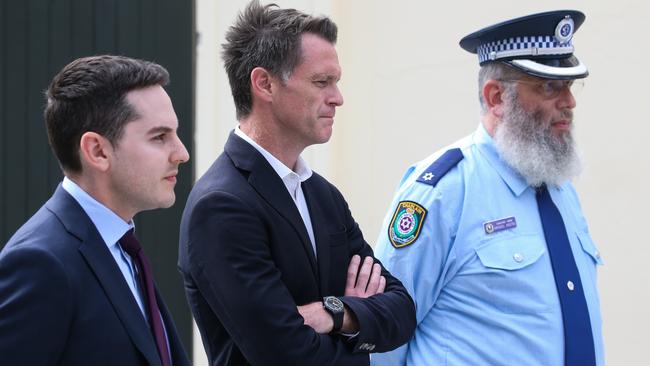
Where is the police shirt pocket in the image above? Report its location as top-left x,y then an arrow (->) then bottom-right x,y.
576,231 -> 604,265
473,235 -> 554,313
476,235 -> 545,270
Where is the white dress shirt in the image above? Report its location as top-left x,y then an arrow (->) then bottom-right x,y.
234,127 -> 317,258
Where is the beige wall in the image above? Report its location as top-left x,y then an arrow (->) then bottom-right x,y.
195,1 -> 650,364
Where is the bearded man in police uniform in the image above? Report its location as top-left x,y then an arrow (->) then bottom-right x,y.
372,10 -> 604,366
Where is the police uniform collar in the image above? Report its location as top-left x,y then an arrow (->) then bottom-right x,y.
474,124 -> 529,197
460,10 -> 588,80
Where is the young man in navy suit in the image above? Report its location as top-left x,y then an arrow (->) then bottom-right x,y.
0,55 -> 191,366
178,1 -> 416,365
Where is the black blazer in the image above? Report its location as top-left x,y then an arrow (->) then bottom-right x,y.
0,186 -> 190,366
179,132 -> 415,365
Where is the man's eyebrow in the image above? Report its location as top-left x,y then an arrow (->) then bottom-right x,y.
147,126 -> 174,135
311,73 -> 340,81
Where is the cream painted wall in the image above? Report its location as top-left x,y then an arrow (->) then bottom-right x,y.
195,1 -> 650,364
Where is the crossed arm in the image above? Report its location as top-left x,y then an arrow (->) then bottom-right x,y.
297,255 -> 386,334
184,190 -> 415,364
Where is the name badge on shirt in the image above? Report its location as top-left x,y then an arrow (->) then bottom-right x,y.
483,216 -> 517,234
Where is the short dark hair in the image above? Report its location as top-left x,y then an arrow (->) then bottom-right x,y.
44,55 -> 169,173
222,0 -> 337,119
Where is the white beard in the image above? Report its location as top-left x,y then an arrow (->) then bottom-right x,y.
493,94 -> 582,188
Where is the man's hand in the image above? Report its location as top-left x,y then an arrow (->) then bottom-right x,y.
297,302 -> 333,334
344,255 -> 386,298
298,255 -> 386,334
297,301 -> 360,334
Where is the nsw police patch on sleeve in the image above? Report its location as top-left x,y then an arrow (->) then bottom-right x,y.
388,201 -> 427,249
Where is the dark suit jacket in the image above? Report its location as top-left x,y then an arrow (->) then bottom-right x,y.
0,186 -> 190,366
179,132 -> 416,365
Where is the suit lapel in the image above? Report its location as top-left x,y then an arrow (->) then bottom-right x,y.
79,244 -> 162,366
302,180 -> 331,296
157,289 -> 190,366
48,187 -> 162,366
224,132 -> 319,279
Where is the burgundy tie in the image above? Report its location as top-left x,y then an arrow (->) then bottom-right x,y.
120,229 -> 172,366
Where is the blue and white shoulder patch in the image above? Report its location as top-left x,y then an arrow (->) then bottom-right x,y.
416,148 -> 464,187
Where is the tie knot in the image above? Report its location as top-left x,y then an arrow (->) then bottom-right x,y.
119,229 -> 142,257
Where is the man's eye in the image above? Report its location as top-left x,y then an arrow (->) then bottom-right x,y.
314,80 -> 328,87
551,81 -> 567,91
541,81 -> 560,95
153,134 -> 166,141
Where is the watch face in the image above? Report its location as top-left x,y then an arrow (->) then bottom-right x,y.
325,296 -> 344,312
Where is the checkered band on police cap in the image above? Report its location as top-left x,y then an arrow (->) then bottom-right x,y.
459,10 -> 588,80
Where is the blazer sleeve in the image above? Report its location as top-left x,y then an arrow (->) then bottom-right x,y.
331,186 -> 417,353
0,245 -> 73,364
184,190 -> 368,365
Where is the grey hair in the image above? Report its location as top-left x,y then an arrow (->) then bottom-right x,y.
478,62 -> 523,113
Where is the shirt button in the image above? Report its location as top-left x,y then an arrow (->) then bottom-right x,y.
595,250 -> 600,258
567,281 -> 575,291
513,253 -> 524,262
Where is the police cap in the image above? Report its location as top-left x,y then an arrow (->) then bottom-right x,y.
459,10 -> 588,80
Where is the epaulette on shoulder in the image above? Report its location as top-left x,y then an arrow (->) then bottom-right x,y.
415,148 -> 464,187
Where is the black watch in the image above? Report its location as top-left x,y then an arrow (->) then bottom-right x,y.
323,296 -> 345,333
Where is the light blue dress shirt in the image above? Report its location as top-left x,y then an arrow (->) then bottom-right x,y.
372,125 -> 604,366
62,177 -> 146,317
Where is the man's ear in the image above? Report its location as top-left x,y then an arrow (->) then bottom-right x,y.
78,131 -> 111,172
483,79 -> 506,118
250,66 -> 275,103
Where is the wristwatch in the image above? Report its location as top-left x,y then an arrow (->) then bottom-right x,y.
323,296 -> 345,333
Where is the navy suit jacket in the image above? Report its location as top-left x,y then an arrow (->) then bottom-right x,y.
0,186 -> 190,366
178,132 -> 416,365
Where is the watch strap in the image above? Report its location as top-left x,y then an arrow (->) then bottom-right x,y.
323,296 -> 344,333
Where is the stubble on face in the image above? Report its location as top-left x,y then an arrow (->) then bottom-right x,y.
108,86 -> 184,220
493,89 -> 582,187
272,34 -> 342,152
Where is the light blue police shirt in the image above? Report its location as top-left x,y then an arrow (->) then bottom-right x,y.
372,124 -> 604,366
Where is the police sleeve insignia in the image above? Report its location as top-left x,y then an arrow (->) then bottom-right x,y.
388,201 -> 427,249
416,148 -> 464,187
